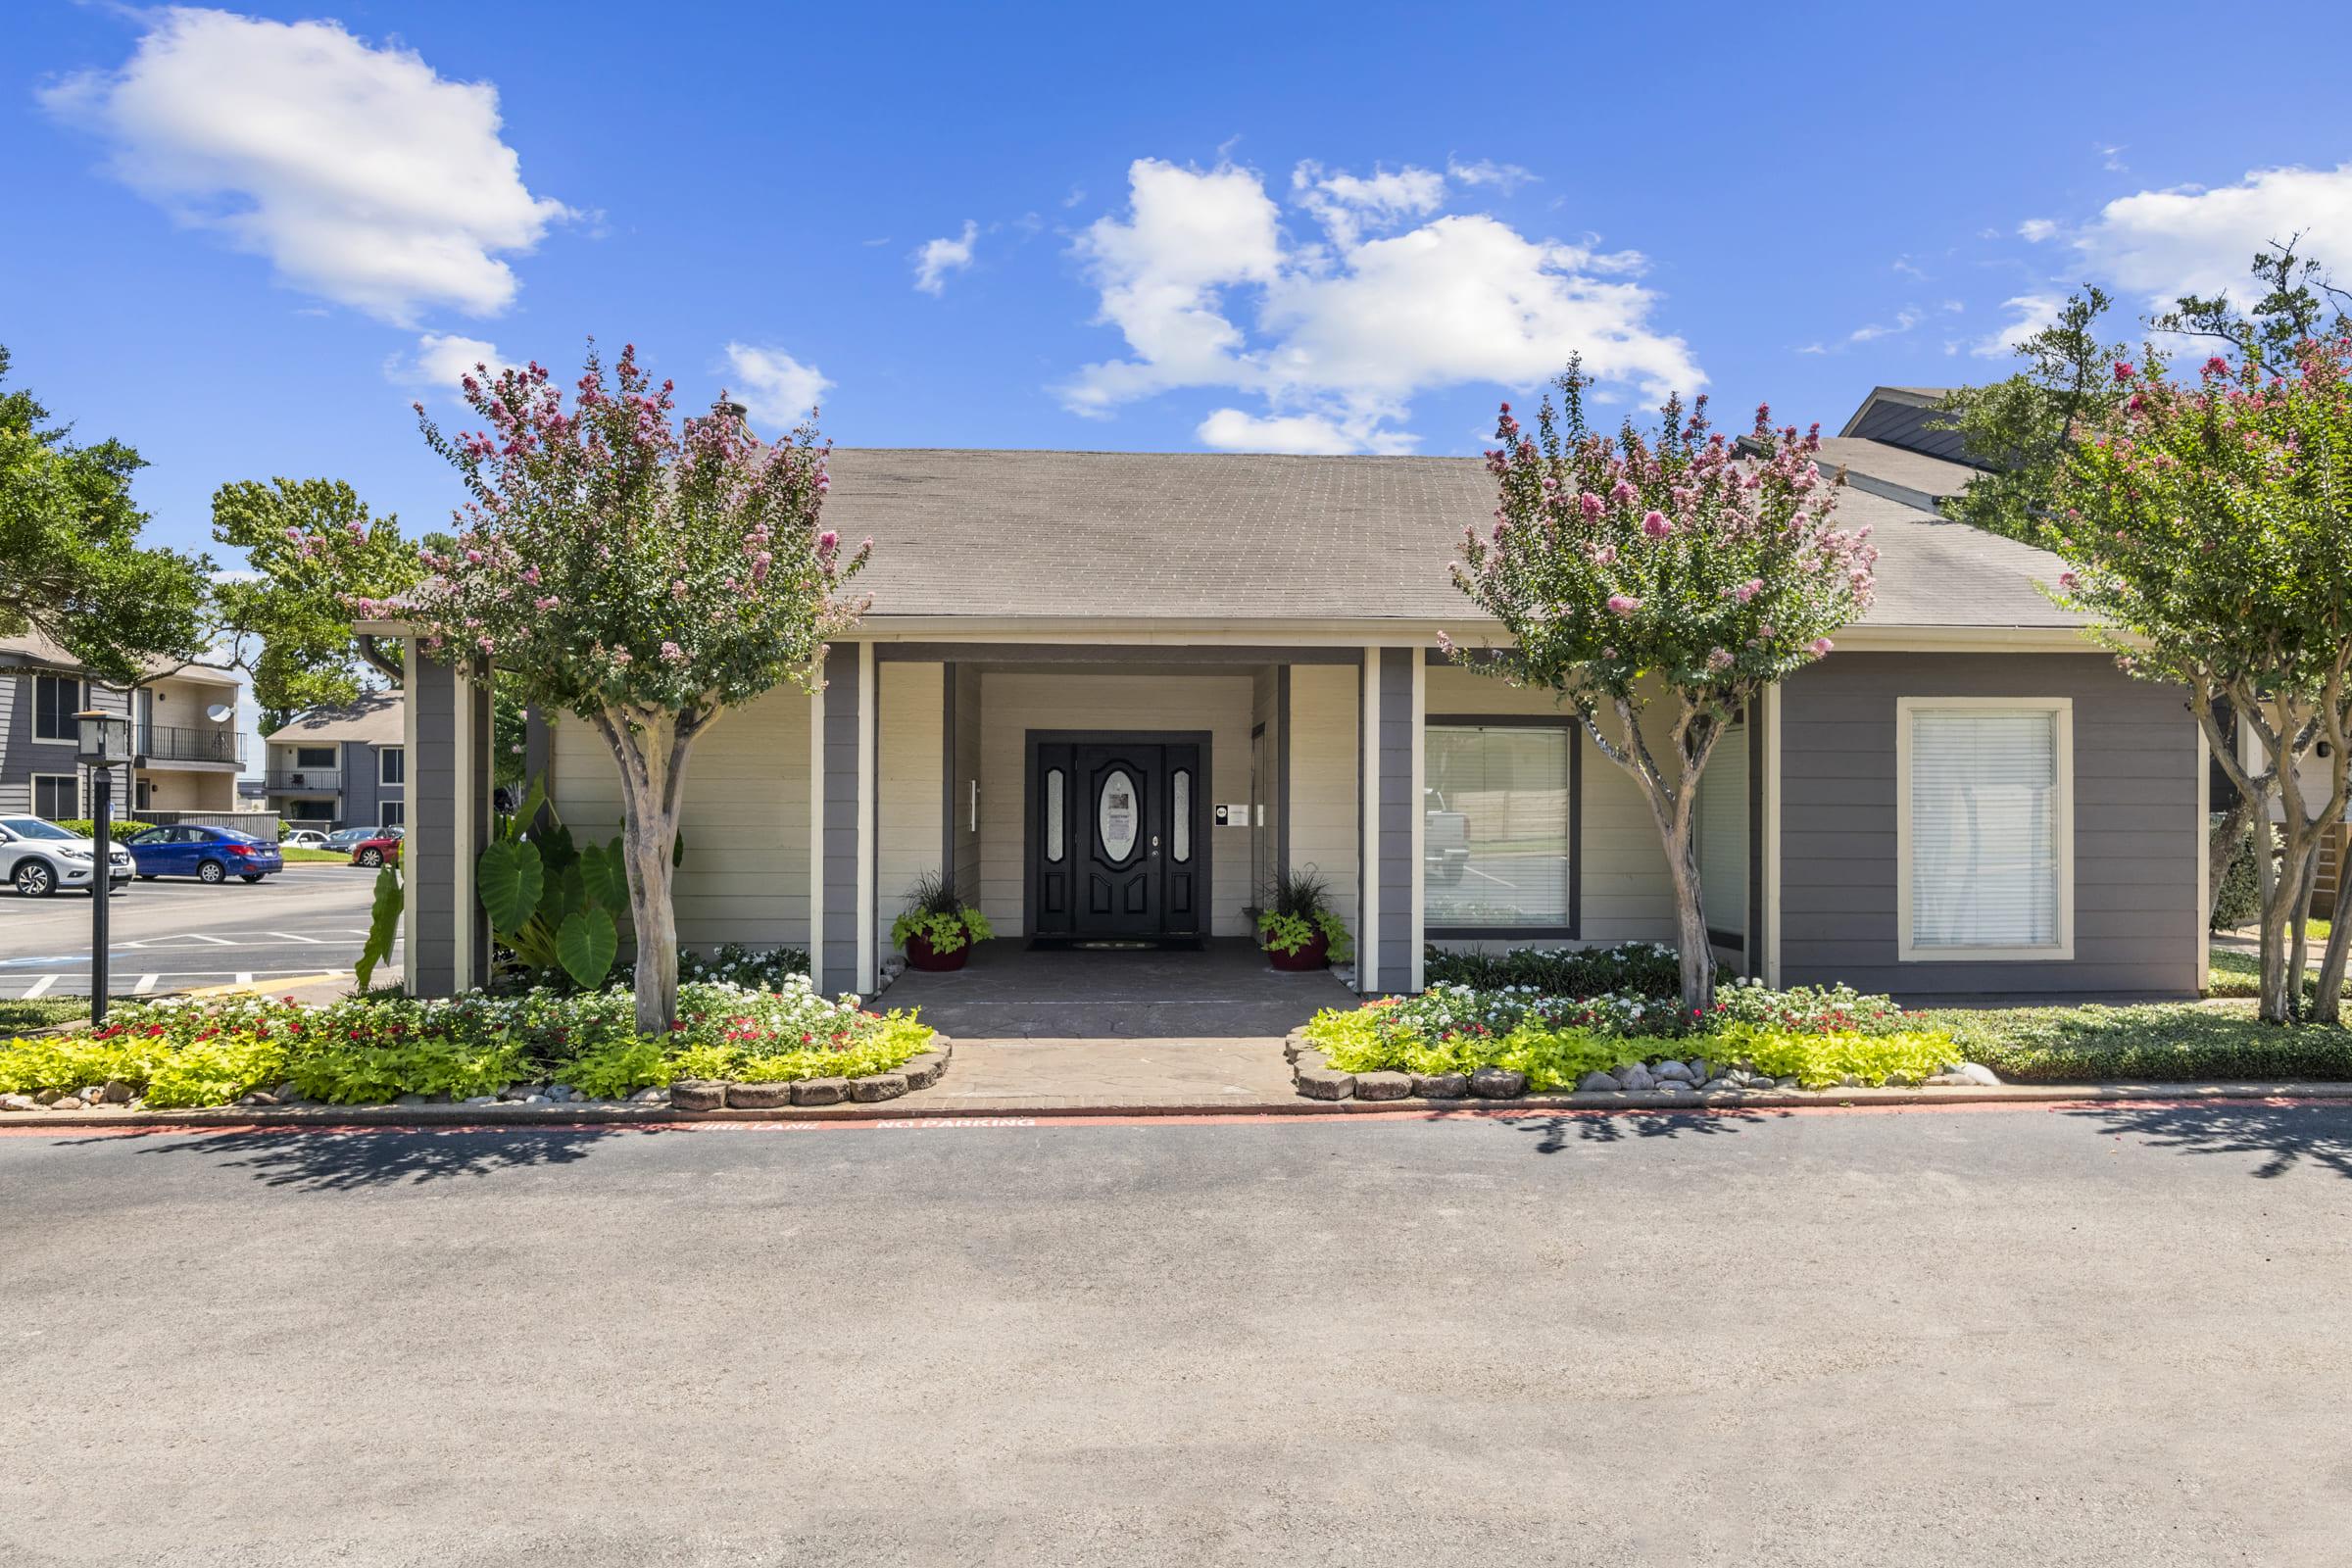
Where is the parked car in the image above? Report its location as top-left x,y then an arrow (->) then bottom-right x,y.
325,826 -> 380,852
350,826 -> 405,867
124,824 -> 287,885
281,828 -> 330,850
0,815 -> 132,898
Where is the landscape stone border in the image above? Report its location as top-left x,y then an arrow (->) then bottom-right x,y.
1283,1029 -> 2003,1103
0,1033 -> 953,1118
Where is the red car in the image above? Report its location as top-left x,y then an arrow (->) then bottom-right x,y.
349,826 -> 405,868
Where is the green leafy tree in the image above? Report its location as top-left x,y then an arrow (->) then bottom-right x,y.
1447,365 -> 1876,1010
211,478 -> 421,728
392,343 -> 869,1032
1935,289 -> 2129,550
2152,234 -> 2352,376
2050,342 -> 2352,1023
0,345 -> 208,683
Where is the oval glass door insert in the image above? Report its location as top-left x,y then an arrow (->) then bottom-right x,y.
1098,768 -> 1140,862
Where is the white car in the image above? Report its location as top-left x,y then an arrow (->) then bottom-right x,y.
0,815 -> 133,898
281,829 -> 331,850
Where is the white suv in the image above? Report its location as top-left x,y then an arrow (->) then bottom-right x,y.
0,815 -> 133,898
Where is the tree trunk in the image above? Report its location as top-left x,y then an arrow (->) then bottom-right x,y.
1661,813 -> 1714,1015
2206,792 -> 2258,929
595,705 -> 699,1037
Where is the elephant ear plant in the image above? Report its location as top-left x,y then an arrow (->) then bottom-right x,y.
1257,866 -> 1352,966
351,774 -> 677,993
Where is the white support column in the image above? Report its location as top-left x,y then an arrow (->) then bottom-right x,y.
856,641 -> 878,996
808,676 -> 825,981
1358,646 -> 1381,994
1762,681 -> 1784,989
1408,650 -> 1426,994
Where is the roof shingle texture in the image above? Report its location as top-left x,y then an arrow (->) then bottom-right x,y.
817,448 -> 2080,630
266,689 -> 404,745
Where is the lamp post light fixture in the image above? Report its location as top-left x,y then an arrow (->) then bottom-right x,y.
74,710 -> 132,1024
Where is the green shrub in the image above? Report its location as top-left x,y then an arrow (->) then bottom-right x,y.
555,1037 -> 675,1098
1423,941 -> 1683,999
677,944 -> 810,989
0,1035 -> 148,1097
287,1035 -> 531,1104
145,1036 -> 291,1108
2209,814 -> 2270,930
50,818 -> 158,842
1918,1002 -> 2352,1083
1716,1024 -> 1958,1089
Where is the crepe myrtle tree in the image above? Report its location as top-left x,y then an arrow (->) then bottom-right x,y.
371,343 -> 870,1033
1446,364 -> 1876,1011
2050,342 -> 2352,1024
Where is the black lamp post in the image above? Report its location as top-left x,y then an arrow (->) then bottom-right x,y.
75,710 -> 132,1023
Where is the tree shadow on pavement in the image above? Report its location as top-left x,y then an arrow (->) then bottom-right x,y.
2061,1101 -> 2352,1181
1489,1105 -> 1787,1153
61,1124 -> 672,1192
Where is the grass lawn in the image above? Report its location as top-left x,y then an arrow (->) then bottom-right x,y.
278,848 -> 350,863
2206,945 -> 2352,1001
0,998 -> 85,1033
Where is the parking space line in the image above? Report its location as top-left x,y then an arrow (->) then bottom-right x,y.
269,932 -> 323,944
182,934 -> 234,946
21,974 -> 58,998
133,973 -> 158,994
234,972 -> 252,985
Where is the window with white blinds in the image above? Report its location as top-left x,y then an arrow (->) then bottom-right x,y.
1899,701 -> 2073,959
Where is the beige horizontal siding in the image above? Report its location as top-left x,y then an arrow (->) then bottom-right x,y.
547,686 -> 812,953
1284,662 -> 1359,939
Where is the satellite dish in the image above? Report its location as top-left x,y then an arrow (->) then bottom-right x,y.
206,703 -> 234,723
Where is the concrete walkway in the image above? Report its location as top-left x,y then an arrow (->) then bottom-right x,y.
883,937 -> 1350,1109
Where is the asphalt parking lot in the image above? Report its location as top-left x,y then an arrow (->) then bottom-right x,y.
0,865 -> 392,996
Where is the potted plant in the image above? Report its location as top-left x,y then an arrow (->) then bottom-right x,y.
891,870 -> 995,972
1257,866 -> 1354,972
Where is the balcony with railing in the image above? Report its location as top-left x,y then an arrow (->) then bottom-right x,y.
136,723 -> 245,766
265,766 -> 343,794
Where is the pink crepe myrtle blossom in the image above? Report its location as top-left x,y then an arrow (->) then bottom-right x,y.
1807,637 -> 1835,656
1607,593 -> 1642,616
1641,510 -> 1672,538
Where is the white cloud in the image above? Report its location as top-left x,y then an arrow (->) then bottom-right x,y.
1292,160 -> 1445,247
2098,143 -> 2130,173
2017,218 -> 2058,243
1849,308 -> 1923,343
911,220 -> 978,295
39,8 -> 568,325
1973,294 -> 2065,359
1061,158 -> 1699,453
1446,156 -> 1536,193
2069,164 -> 2352,307
722,342 -> 832,429
386,332 -> 509,396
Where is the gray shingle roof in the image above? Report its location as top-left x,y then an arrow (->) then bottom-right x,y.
821,447 -> 2080,631
267,689 -> 404,746
1812,436 -> 1984,509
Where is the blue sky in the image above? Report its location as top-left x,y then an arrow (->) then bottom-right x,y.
8,1 -> 2352,562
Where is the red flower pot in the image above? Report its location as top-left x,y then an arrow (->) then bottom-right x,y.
1265,927 -> 1330,971
903,930 -> 968,972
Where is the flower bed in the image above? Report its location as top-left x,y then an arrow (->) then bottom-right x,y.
1290,977 -> 1988,1101
0,974 -> 943,1113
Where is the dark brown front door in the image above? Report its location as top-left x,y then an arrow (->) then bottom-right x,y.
1031,734 -> 1204,940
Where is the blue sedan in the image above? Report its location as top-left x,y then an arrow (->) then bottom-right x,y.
124,825 -> 286,885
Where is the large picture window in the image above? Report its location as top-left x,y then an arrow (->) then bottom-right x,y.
1424,721 -> 1574,932
1899,699 -> 2074,960
31,774 -> 77,819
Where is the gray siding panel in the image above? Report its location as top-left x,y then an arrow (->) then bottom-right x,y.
406,654 -> 492,997
819,645 -> 860,994
1376,647 -> 1414,987
1779,652 -> 2199,1002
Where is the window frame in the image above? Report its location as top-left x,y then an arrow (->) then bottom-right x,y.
1422,712 -> 1582,940
30,773 -> 79,820
1895,696 -> 2075,963
378,746 -> 405,786
31,675 -> 82,743
379,801 -> 406,829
